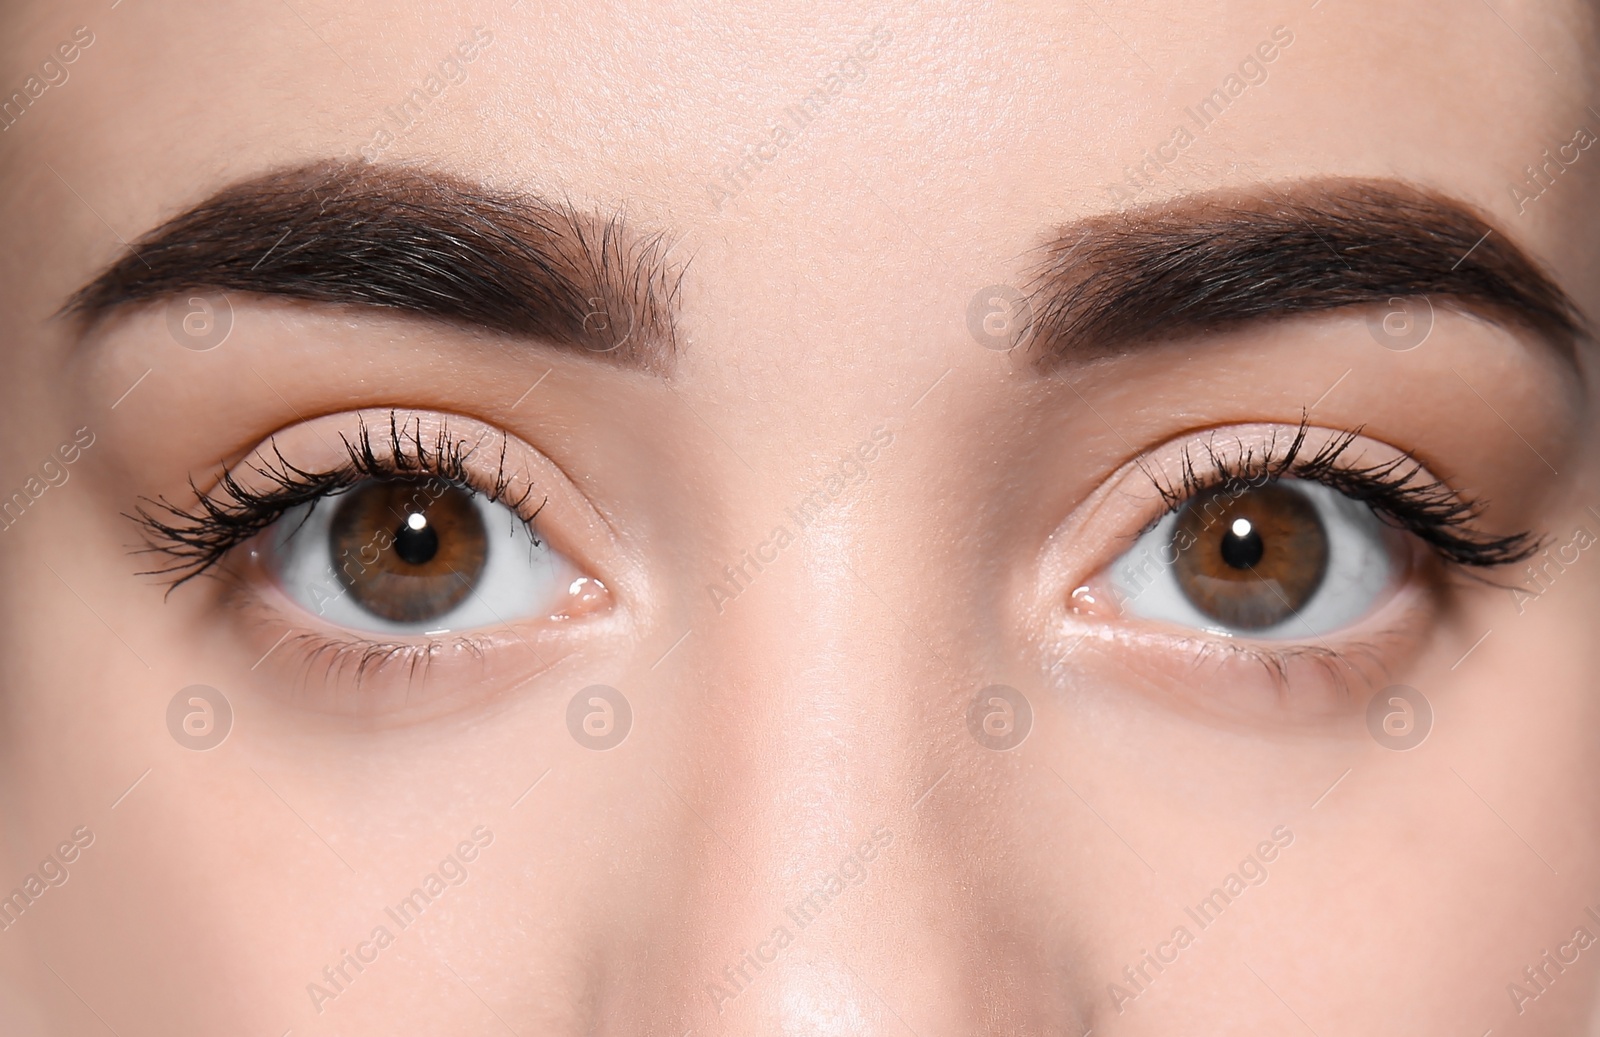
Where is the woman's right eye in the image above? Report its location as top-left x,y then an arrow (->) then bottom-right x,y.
264,476 -> 579,635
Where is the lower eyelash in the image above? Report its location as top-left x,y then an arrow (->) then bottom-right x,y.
130,411 -> 545,590
1111,421 -> 1513,701
1194,630 -> 1398,703
279,629 -> 492,691
199,567 -> 506,699
1138,417 -> 1541,571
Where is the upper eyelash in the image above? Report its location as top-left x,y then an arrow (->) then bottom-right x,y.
130,411 -> 544,590
1138,416 -> 1540,569
137,411 -> 1535,599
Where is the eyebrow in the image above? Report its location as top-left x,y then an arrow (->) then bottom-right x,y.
1026,178 -> 1588,369
62,161 -> 684,373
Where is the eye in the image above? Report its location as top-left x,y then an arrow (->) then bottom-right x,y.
1109,478 -> 1401,638
264,476 -> 575,635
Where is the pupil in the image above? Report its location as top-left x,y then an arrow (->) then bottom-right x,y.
393,514 -> 439,565
1219,519 -> 1265,569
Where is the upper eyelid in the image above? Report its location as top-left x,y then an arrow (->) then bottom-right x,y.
1140,419 -> 1325,510
132,412 -> 550,587
1129,424 -> 1323,538
1129,424 -> 1539,569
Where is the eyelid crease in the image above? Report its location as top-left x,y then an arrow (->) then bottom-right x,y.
1134,416 -> 1541,570
129,410 -> 547,592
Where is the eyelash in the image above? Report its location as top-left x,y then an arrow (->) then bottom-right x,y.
134,411 -> 1529,705
131,411 -> 546,590
143,414 -> 1531,591
1137,417 -> 1540,571
1104,419 -> 1538,700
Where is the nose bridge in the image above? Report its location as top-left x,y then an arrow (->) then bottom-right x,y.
705,501 -> 915,848
651,500 -> 965,1032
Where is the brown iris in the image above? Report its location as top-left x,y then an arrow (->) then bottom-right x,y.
1171,483 -> 1328,630
330,480 -> 488,623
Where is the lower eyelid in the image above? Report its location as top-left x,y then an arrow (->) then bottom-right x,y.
217,570 -> 605,722
1021,424 -> 1501,724
134,408 -> 628,719
1037,583 -> 1434,730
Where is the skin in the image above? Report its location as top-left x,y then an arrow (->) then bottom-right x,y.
1,1 -> 1598,1034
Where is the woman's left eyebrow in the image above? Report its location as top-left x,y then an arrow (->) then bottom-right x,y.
1025,176 -> 1589,371
59,160 -> 686,374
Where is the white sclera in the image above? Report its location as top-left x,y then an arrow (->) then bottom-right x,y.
266,488 -> 570,636
1109,479 -> 1395,639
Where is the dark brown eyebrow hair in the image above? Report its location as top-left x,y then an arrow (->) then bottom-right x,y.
1026,177 -> 1588,369
61,161 -> 685,373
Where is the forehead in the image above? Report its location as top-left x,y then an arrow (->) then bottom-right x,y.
2,0 -> 1596,346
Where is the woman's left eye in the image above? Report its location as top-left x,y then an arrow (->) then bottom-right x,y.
263,477 -> 575,635
1108,478 -> 1403,638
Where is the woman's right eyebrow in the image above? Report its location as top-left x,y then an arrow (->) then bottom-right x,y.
58,160 -> 686,374
1026,177 -> 1589,371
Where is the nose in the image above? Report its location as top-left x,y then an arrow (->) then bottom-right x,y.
629,506 -> 988,1035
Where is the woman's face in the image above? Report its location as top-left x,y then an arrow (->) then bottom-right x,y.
2,1 -> 1598,1033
